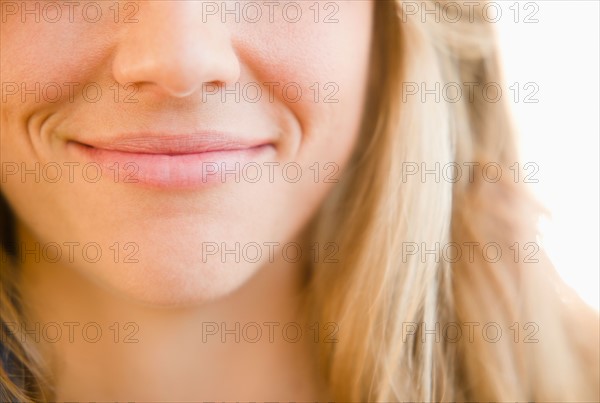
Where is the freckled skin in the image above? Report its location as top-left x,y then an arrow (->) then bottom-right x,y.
0,1 -> 374,305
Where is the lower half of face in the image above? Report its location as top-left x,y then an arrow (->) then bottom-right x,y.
0,0 -> 373,305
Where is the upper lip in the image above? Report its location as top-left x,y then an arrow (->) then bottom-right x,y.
71,132 -> 272,155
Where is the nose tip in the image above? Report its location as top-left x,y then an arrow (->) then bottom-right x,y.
113,42 -> 241,98
170,50 -> 241,98
111,2 -> 241,98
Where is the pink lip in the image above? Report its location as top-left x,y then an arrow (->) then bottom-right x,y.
67,133 -> 275,188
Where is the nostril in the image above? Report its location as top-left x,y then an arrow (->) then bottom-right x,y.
111,42 -> 240,99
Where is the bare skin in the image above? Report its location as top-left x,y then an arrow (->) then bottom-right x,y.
18,221 -> 329,400
1,1 -> 374,398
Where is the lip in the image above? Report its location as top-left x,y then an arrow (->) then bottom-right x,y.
66,133 -> 276,188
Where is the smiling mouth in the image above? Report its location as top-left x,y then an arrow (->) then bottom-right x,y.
66,133 -> 276,188
70,132 -> 273,153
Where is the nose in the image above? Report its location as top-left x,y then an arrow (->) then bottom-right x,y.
112,1 -> 240,98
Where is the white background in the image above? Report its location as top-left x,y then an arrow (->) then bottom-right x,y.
495,1 -> 599,309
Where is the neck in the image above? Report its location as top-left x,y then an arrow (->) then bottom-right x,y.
16,222 -> 327,400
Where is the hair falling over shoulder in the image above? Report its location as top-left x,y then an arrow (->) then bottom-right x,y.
305,0 -> 599,401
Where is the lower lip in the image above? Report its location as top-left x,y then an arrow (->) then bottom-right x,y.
67,141 -> 275,188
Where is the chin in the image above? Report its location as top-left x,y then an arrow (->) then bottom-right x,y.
80,258 -> 262,308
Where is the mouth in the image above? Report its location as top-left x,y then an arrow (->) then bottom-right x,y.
66,133 -> 276,188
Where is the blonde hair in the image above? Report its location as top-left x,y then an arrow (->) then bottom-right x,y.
1,0 -> 598,401
307,0 -> 599,401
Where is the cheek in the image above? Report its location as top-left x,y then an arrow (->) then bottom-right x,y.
0,4 -> 131,161
233,1 -> 373,159
0,4 -> 115,84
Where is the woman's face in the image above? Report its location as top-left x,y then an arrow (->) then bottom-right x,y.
0,0 -> 373,305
